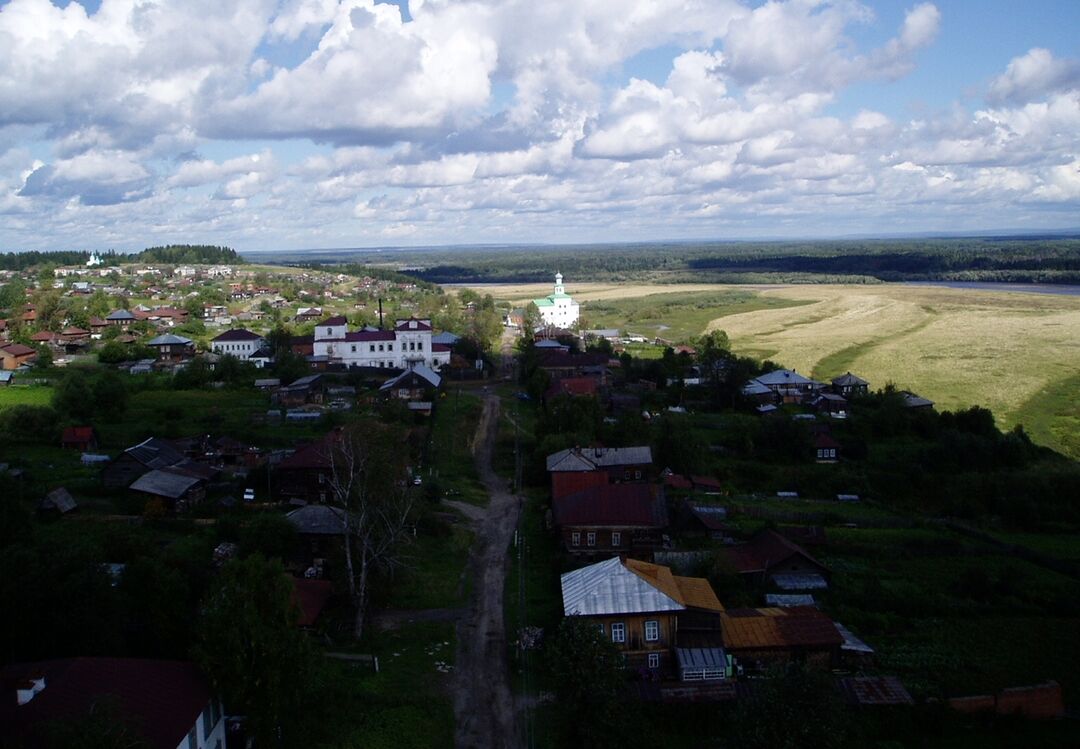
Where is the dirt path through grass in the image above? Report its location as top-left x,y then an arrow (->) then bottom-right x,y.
451,393 -> 523,748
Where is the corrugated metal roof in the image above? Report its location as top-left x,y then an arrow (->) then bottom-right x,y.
754,369 -> 820,387
124,437 -> 184,469
835,623 -> 874,653
129,469 -> 201,499
772,572 -> 829,590
546,445 -> 653,472
379,364 -> 441,391
764,594 -> 816,607
561,557 -> 684,617
831,372 -> 868,387
147,334 -> 192,346
676,647 -> 727,670
286,505 -> 348,535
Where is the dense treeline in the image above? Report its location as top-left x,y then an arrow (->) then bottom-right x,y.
0,244 -> 242,270
0,250 -> 123,270
135,244 -> 243,265
253,237 -> 1080,285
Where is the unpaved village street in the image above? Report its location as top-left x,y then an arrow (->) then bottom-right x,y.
452,393 -> 523,749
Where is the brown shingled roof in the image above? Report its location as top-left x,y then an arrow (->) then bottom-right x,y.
720,606 -> 842,650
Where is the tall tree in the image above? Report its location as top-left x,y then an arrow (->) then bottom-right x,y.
322,422 -> 415,640
547,616 -> 627,747
193,555 -> 314,746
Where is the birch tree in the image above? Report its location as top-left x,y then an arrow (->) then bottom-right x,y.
322,422 -> 415,640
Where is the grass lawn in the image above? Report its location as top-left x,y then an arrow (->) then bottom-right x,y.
429,390 -> 487,506
1012,372 -> 1080,459
310,622 -> 456,749
0,385 -> 55,409
376,518 -> 473,610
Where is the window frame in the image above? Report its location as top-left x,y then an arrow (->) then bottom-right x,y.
610,622 -> 625,643
571,531 -> 581,547
644,619 -> 659,642
611,531 -> 621,547
586,531 -> 596,547
647,652 -> 660,669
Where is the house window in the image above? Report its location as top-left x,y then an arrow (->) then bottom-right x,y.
351,345 -> 356,352
571,532 -> 580,546
611,531 -> 621,547
623,470 -> 630,480
596,622 -> 604,636
417,341 -> 423,350
378,344 -> 384,351
370,345 -> 375,352
611,622 -> 625,643
587,532 -> 596,547
318,473 -> 325,484
648,652 -> 660,669
644,620 -> 659,642
388,344 -> 393,351
634,470 -> 642,480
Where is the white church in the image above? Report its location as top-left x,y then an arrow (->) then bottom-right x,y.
533,273 -> 580,329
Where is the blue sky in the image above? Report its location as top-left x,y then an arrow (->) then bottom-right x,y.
0,0 -> 1078,251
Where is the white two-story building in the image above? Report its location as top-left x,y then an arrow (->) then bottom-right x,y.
210,329 -> 266,364
313,316 -> 451,369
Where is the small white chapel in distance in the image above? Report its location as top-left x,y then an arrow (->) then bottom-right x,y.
533,273 -> 580,329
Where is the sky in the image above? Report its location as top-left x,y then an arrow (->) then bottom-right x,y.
0,0 -> 1078,252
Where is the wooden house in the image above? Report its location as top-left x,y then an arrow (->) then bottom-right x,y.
286,504 -> 347,558
546,445 -> 653,500
719,606 -> 843,671
552,484 -> 668,556
0,343 -> 37,370
61,426 -> 97,452
561,557 -> 726,679
103,437 -> 186,489
727,529 -> 830,590
275,432 -> 338,504
379,364 -> 441,401
812,431 -> 841,463
129,468 -> 207,512
831,372 -> 869,397
146,333 -> 194,363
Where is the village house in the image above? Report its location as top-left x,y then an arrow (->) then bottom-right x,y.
0,658 -> 225,749
273,374 -> 325,408
129,468 -> 207,512
286,503 -> 347,559
552,483 -> 669,557
379,363 -> 442,401
536,351 -> 609,384
0,342 -> 37,370
813,431 -> 842,463
831,372 -> 869,397
743,369 -> 824,404
210,328 -> 266,363
61,426 -> 97,452
561,557 -> 726,679
103,436 -> 200,489
105,308 -> 136,327
276,433 -> 337,504
546,445 -> 653,500
719,606 -> 844,672
726,529 -> 831,591
146,333 -> 194,363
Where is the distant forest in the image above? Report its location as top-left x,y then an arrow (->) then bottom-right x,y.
250,237 -> 1080,285
0,244 -> 243,270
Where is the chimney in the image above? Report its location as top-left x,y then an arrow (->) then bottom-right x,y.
17,676 -> 46,706
378,298 -> 384,330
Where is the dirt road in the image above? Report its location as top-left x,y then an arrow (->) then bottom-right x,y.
452,393 -> 523,749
